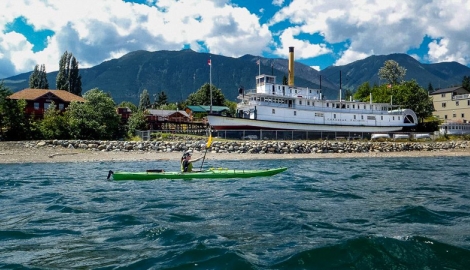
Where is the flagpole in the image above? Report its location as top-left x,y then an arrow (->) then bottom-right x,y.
258,58 -> 260,76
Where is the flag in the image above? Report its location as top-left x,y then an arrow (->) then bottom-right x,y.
206,133 -> 213,148
256,59 -> 260,65
208,59 -> 211,66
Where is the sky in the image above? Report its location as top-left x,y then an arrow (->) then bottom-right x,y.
1,0 -> 470,79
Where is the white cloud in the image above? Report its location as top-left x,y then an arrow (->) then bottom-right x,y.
270,0 -> 470,66
0,0 -> 271,78
272,0 -> 284,7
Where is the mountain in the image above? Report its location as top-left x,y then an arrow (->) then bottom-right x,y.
2,50 -> 470,105
1,49 -> 334,105
321,54 -> 470,92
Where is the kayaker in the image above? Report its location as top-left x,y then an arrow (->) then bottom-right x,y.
180,151 -> 203,172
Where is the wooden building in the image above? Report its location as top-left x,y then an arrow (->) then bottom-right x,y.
7,88 -> 86,119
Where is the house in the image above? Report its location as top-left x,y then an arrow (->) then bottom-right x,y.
185,105 -> 230,120
147,109 -> 190,122
7,88 -> 86,119
430,86 -> 470,123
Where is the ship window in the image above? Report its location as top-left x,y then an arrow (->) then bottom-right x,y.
456,101 -> 460,106
354,115 -> 356,119
393,116 -> 395,120
364,105 -> 366,109
361,115 -> 364,120
272,109 -> 275,114
299,100 -> 302,105
326,103 -> 329,107
334,114 -> 336,118
442,103 -> 446,108
381,116 -> 383,120
353,105 -> 355,109
294,111 -> 297,116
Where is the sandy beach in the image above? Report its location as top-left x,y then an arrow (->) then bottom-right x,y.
2,141 -> 470,164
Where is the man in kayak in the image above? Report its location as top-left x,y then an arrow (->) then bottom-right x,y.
181,151 -> 203,172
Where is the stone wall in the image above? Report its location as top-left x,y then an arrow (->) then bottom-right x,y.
25,139 -> 470,155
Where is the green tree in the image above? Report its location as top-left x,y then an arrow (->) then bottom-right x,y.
127,110 -> 147,137
0,81 -> 12,138
56,51 -> 82,96
118,101 -> 137,112
282,75 -> 288,85
29,64 -> 49,89
186,83 -> 225,106
138,89 -> 151,111
378,60 -> 406,86
427,82 -> 434,93
39,102 -> 68,139
353,82 -> 372,101
462,75 -> 470,91
66,88 -> 120,139
155,91 -> 168,108
389,80 -> 434,123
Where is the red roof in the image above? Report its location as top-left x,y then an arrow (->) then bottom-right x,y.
8,89 -> 86,102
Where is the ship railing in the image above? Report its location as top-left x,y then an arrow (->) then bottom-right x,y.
212,129 -> 436,141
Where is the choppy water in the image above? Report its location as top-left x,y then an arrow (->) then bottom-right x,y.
1,156 -> 470,269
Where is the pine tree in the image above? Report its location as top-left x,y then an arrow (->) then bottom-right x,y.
463,76 -> 470,91
29,64 -> 49,89
29,65 -> 40,89
69,57 -> 82,96
56,51 -> 81,96
138,89 -> 151,111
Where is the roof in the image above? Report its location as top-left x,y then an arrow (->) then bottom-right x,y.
430,86 -> 469,95
186,105 -> 229,113
147,109 -> 190,118
8,89 -> 86,102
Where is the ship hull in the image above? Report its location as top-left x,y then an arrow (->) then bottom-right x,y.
207,115 -> 407,132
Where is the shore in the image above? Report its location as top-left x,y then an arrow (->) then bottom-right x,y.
2,141 -> 470,164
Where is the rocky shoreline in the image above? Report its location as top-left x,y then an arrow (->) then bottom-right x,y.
2,139 -> 470,164
23,139 -> 470,154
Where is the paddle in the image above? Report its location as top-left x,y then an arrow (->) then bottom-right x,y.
199,132 -> 213,171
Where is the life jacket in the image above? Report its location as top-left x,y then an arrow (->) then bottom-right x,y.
181,159 -> 193,172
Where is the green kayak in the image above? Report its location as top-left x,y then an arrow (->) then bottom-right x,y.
108,167 -> 287,180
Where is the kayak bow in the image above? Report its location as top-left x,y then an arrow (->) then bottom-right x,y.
108,167 -> 287,180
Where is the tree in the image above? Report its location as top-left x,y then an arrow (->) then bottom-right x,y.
39,102 -> 68,139
389,80 -> 434,123
66,88 -> 120,139
29,64 -> 49,89
138,89 -> 151,111
118,101 -> 137,112
127,110 -> 147,137
353,82 -> 372,101
427,82 -> 434,93
378,60 -> 406,86
56,51 -> 82,96
463,75 -> 470,91
154,91 -> 168,108
186,83 -> 226,106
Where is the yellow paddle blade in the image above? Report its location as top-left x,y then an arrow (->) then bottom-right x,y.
206,133 -> 213,148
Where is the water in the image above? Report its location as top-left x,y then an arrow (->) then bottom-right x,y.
1,156 -> 470,269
